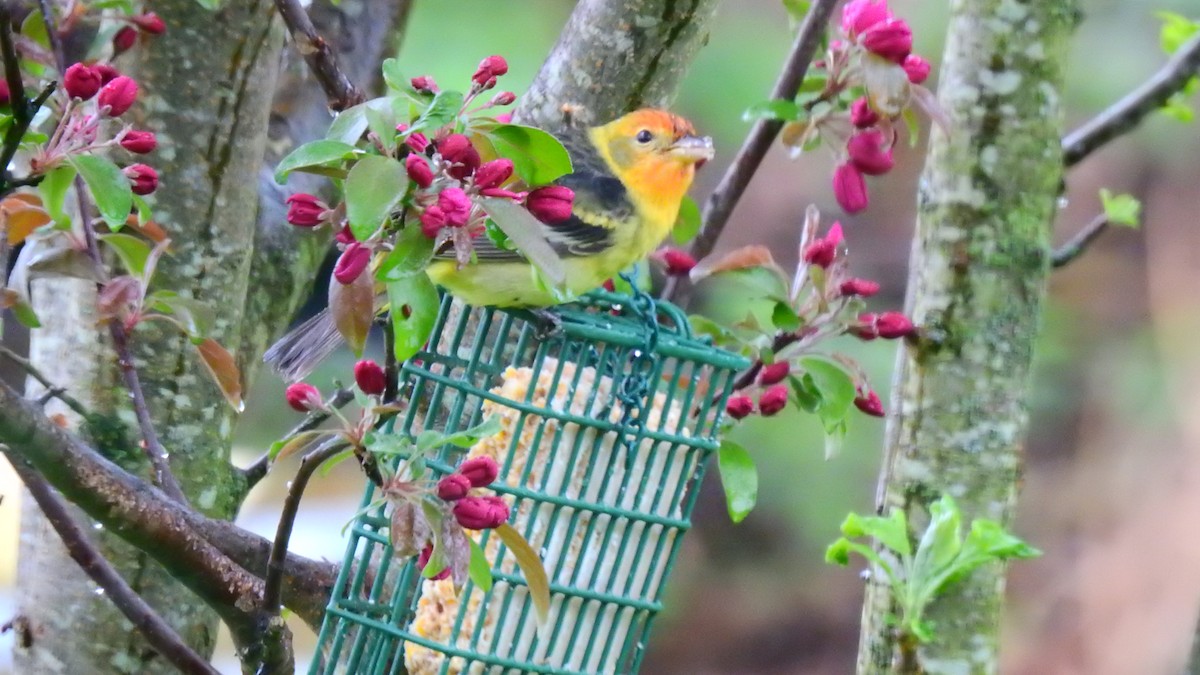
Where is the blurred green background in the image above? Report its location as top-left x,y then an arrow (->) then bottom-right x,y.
5,0 -> 1200,672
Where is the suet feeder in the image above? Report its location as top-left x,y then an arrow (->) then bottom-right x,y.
312,286 -> 748,674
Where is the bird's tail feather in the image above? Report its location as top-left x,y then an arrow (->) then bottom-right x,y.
263,308 -> 344,383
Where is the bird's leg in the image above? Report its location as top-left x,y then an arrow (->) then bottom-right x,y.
528,308 -> 563,341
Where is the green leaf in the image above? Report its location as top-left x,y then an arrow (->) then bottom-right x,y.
910,495 -> 964,583
194,0 -> 223,9
1098,188 -> 1141,228
1158,11 -> 1200,54
433,416 -> 503,451
841,509 -> 911,557
799,356 -> 856,425
386,275 -> 439,363
327,101 -> 371,143
269,430 -> 332,461
365,100 -> 400,148
671,196 -> 701,245
147,290 -> 214,338
478,197 -> 566,286
381,58 -> 408,93
97,233 -> 152,278
494,523 -> 551,632
901,107 -> 921,147
781,0 -> 810,23
69,154 -> 132,230
742,99 -> 801,122
38,165 -> 75,227
481,124 -> 574,185
789,374 -> 822,413
717,440 -> 758,523
484,219 -> 515,251
274,140 -> 359,184
345,155 -> 407,241
1161,92 -> 1195,123
1,289 -> 41,327
771,301 -> 801,331
406,90 -> 465,137
377,226 -> 433,281
467,538 -> 494,593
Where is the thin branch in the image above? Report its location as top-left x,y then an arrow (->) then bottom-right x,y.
11,462 -> 219,675
0,344 -> 90,417
240,387 -> 353,489
1063,31 -> 1200,167
1051,213 -> 1110,269
262,439 -> 345,614
35,0 -> 64,72
668,0 -> 839,301
272,0 -> 365,111
0,14 -> 55,198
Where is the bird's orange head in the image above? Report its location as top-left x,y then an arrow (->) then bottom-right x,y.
589,109 -> 713,223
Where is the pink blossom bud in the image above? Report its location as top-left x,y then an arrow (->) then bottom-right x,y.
832,162 -> 869,214
285,193 -> 327,227
63,63 -> 102,100
417,543 -> 451,580
119,130 -> 157,154
474,159 -> 513,190
459,456 -> 499,487
353,359 -> 387,395
113,26 -> 138,54
285,382 -> 322,412
335,224 -> 356,244
839,278 -> 881,297
123,163 -> 158,195
131,12 -> 166,35
846,130 -> 894,176
472,55 -> 509,87
97,76 -> 138,117
902,54 -> 931,84
841,0 -> 891,38
861,19 -> 913,63
437,134 -> 480,180
406,132 -> 429,153
93,63 -> 121,84
410,75 -> 438,93
0,80 -> 9,106
850,97 -> 879,128
848,312 -> 880,340
333,243 -> 371,285
479,187 -> 522,200
659,248 -> 697,276
759,362 -> 790,386
525,185 -> 574,224
420,205 -> 446,238
876,311 -> 915,339
758,385 -> 789,417
726,395 -> 755,420
436,473 -> 472,501
405,154 -> 434,189
602,279 -> 616,292
437,187 -> 472,227
802,222 -> 844,268
453,495 -> 510,530
494,113 -> 513,124
854,390 -> 885,417
490,91 -> 516,107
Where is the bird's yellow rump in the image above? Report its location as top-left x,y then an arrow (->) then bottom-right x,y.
426,109 -> 713,307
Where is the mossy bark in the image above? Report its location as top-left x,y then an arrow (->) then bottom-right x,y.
856,1 -> 1078,673
16,1 -> 284,672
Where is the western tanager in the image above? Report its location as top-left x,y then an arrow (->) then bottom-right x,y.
266,109 -> 713,381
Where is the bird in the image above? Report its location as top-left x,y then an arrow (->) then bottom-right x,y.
264,109 -> 713,382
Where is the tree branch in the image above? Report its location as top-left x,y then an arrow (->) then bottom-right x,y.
241,387 -> 353,489
1062,31 -> 1200,167
0,344 -> 90,417
271,0 -> 365,111
0,14 -> 55,198
10,462 -> 219,675
35,0 -> 64,72
668,0 -> 839,301
1051,213 -> 1109,269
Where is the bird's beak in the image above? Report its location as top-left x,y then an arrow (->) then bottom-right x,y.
668,135 -> 715,163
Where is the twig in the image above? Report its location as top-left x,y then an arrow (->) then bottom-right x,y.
1063,31 -> 1200,167
667,0 -> 839,301
10,460 -> 219,675
0,16 -> 56,198
35,0 -> 64,72
382,316 -> 399,401
0,344 -> 90,417
1051,213 -> 1110,269
272,0 -> 365,111
240,387 -> 354,489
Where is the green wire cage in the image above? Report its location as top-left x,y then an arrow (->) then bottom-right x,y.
312,288 -> 748,674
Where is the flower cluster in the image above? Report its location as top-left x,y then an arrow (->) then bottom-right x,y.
708,215 -> 914,424
284,54 -> 574,287
434,456 -> 510,531
34,62 -> 159,195
113,13 -> 166,56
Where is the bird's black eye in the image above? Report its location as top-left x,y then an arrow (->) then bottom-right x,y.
636,129 -> 653,144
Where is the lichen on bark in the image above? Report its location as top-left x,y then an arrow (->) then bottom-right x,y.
856,1 -> 1079,673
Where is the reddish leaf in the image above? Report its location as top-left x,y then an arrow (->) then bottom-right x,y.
691,245 -> 785,281
269,429 -> 332,462
195,338 -> 243,412
328,266 -> 375,356
96,275 -> 142,323
1,196 -> 51,245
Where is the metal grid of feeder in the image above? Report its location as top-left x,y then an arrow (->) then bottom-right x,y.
312,289 -> 748,674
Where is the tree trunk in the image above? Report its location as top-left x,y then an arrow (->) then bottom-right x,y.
15,1 -> 284,671
856,1 -> 1077,673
